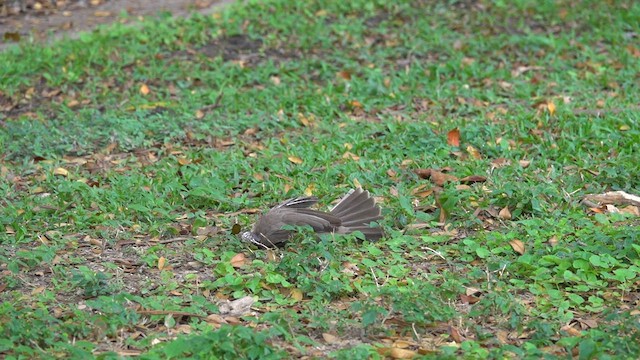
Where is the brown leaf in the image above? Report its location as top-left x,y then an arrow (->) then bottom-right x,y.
519,159 -> 531,168
447,128 -> 460,147
414,168 -> 432,179
430,170 -> 458,186
460,175 -> 486,184
389,348 -> 417,359
336,70 -> 352,81
449,326 -> 463,343
491,158 -> 511,168
498,206 -> 512,220
322,333 -> 339,343
158,256 -> 166,270
509,239 -> 525,255
460,294 -> 481,304
230,253 -> 246,268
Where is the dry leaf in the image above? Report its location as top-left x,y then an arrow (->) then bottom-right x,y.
53,167 -> 69,177
430,170 -> 458,186
449,326 -> 463,343
509,239 -> 525,255
158,256 -> 166,270
139,84 -> 150,95
304,183 -> 315,196
548,235 -> 558,247
519,159 -> 531,168
498,206 -> 512,220
447,128 -> 460,147
290,288 -> 303,301
336,70 -> 351,80
353,178 -> 362,189
460,175 -> 486,184
322,333 -> 339,343
547,101 -> 556,116
288,156 -> 303,164
491,158 -> 511,168
389,348 -> 417,359
230,253 -> 246,268
414,168 -> 432,179
466,145 -> 482,159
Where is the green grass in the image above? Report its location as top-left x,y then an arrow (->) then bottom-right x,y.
1,0 -> 639,358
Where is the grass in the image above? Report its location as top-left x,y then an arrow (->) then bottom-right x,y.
1,0 -> 639,358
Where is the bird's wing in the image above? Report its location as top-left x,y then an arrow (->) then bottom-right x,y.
276,196 -> 319,209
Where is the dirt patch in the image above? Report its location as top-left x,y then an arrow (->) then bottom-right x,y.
0,0 -> 235,51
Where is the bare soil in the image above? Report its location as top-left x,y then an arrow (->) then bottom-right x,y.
0,0 -> 234,50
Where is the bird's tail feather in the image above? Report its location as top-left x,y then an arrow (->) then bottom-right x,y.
331,188 -> 383,240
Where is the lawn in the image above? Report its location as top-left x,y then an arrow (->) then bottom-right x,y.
1,0 -> 639,358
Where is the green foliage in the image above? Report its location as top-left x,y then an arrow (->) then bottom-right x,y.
143,325 -> 285,359
0,0 -> 639,357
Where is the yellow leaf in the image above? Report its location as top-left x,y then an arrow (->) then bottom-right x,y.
288,155 -> 303,164
353,178 -> 362,189
304,184 -> 315,196
140,84 -> 150,95
53,167 -> 69,177
466,145 -> 482,159
509,239 -> 525,255
158,256 -> 166,270
547,101 -> 556,116
290,288 -> 303,302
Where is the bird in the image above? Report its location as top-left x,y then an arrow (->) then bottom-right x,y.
241,188 -> 384,248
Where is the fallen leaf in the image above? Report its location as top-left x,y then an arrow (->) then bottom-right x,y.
519,159 -> 531,168
491,158 -> 511,168
509,239 -> 525,255
430,170 -> 458,186
389,348 -> 417,359
336,70 -> 352,80
139,84 -> 150,95
414,168 -> 432,179
53,167 -> 69,177
498,206 -> 511,220
290,288 -> 303,301
449,326 -> 463,343
288,155 -> 303,164
460,175 -> 486,184
322,333 -> 339,343
230,253 -> 246,268
466,145 -> 482,159
547,101 -> 556,116
158,256 -> 166,270
304,183 -> 315,196
447,128 -> 460,147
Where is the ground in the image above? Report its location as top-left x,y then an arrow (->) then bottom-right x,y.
1,0 -> 639,358
0,0 -> 233,50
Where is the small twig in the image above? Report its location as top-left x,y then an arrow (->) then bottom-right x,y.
412,323 -> 421,342
370,267 -> 380,289
200,92 -> 224,112
159,237 -> 190,244
136,309 -> 204,319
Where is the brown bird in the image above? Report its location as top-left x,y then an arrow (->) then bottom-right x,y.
241,188 -> 384,248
